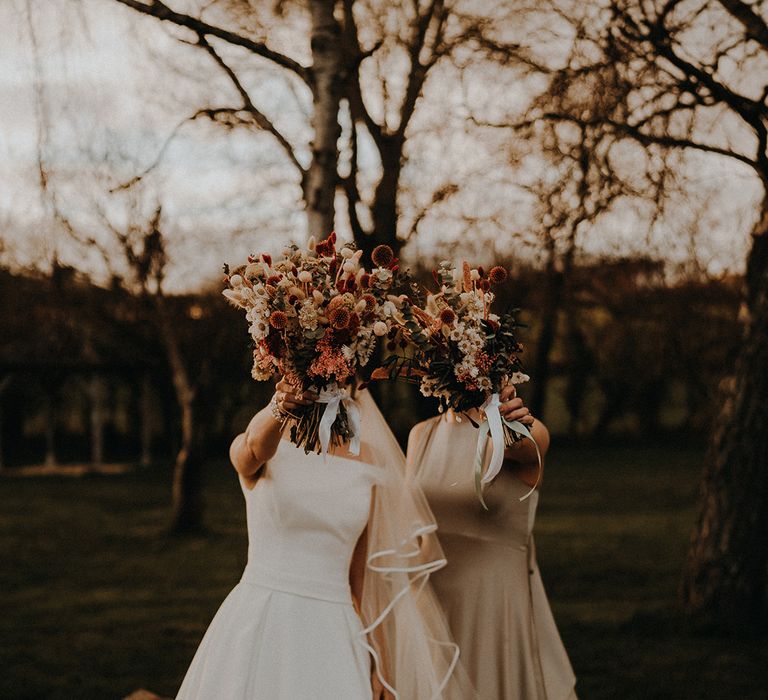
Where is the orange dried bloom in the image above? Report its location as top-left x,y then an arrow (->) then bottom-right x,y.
462,261 -> 472,292
411,306 -> 435,328
328,294 -> 353,311
489,266 -> 508,284
269,311 -> 287,329
329,307 -> 351,329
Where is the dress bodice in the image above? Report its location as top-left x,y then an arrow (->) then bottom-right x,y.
408,414 -> 539,549
241,439 -> 379,603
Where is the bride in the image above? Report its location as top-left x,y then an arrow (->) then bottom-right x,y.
176,378 -> 472,700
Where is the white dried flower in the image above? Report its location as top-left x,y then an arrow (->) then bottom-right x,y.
449,323 -> 466,342
458,339 -> 474,354
373,321 -> 388,336
298,270 -> 312,283
298,300 -> 319,330
380,300 -> 397,318
249,319 -> 270,340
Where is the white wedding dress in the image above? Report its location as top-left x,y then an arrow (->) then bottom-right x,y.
176,438 -> 377,700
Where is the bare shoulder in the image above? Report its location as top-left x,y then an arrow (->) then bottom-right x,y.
407,416 -> 436,443
406,415 -> 440,458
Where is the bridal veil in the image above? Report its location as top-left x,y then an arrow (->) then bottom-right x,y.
356,390 -> 475,699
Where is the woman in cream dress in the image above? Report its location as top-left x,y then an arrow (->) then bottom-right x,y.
407,385 -> 577,700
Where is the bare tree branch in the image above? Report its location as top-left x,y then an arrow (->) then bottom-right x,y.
110,0 -> 310,82
542,113 -> 760,171
395,0 -> 444,140
110,106 -> 256,192
403,182 -> 459,242
197,35 -> 306,175
716,0 -> 768,49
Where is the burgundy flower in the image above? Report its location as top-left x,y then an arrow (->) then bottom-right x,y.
439,308 -> 456,325
489,266 -> 508,284
372,244 -> 394,268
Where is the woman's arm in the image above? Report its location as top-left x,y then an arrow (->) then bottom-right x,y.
498,384 -> 550,488
229,379 -> 315,483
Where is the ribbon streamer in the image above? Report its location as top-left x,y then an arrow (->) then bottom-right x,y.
474,393 -> 542,509
316,383 -> 361,457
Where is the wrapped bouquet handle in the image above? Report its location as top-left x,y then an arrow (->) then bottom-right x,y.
316,383 -> 361,457
474,392 -> 542,509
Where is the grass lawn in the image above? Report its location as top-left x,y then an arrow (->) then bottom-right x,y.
2,443 -> 767,699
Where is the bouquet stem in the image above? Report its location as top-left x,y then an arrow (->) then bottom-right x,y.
288,400 -> 352,455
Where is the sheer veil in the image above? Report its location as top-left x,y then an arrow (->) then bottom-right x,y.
356,390 -> 475,699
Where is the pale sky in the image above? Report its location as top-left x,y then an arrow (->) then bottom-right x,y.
0,0 -> 760,292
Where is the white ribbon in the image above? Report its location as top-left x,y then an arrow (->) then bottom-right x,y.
315,382 -> 361,457
479,393 -> 505,486
474,392 -> 542,509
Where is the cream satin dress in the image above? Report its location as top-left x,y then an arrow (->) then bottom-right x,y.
407,414 -> 577,700
176,438 -> 376,699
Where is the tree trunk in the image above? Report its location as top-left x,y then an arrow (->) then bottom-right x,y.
304,0 -> 343,238
89,374 -> 106,467
563,319 -> 593,436
170,391 -> 204,535
0,376 -> 10,471
530,251 -> 565,419
140,371 -> 153,467
681,211 -> 768,627
154,297 -> 204,534
365,137 -> 404,259
43,388 -> 57,468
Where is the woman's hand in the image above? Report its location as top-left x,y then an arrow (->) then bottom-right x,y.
498,384 -> 534,427
273,378 -> 317,413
